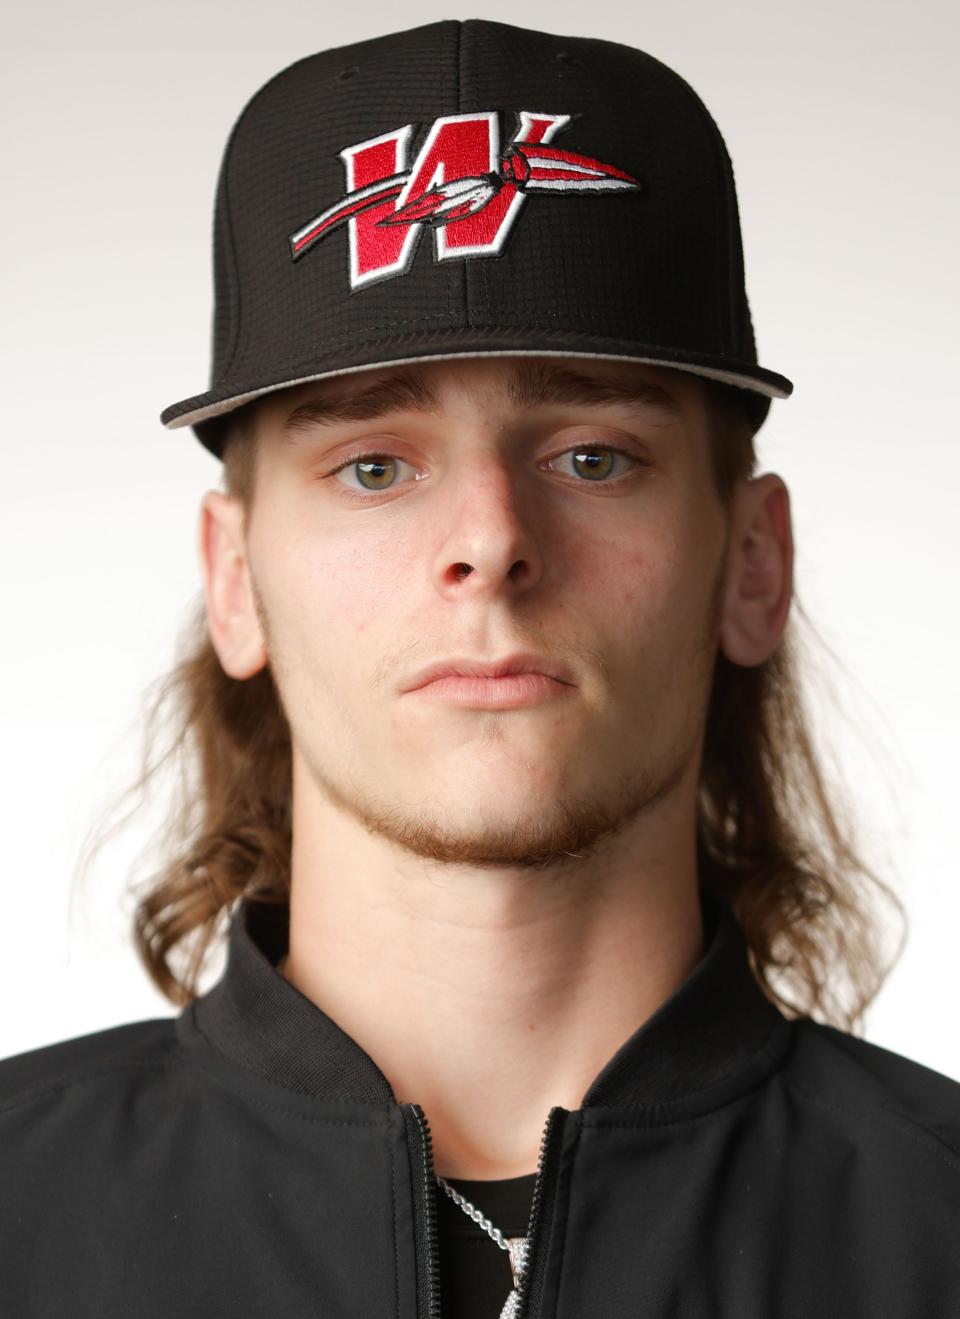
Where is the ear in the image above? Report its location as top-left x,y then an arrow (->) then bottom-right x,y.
197,490 -> 269,679
718,473 -> 794,667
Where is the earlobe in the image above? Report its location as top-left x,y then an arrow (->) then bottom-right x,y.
718,474 -> 794,668
197,490 -> 269,680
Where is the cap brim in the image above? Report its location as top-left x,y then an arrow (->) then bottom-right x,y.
160,330 -> 793,459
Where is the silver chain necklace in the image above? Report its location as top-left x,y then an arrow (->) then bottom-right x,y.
435,1173 -> 530,1319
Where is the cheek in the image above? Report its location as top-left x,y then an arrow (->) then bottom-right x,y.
614,546 -> 647,610
604,521 -> 715,661
277,518 -> 417,639
599,532 -> 688,615
572,521 -> 648,609
571,484 -> 712,617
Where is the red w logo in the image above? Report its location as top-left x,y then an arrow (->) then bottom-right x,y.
289,111 -> 640,289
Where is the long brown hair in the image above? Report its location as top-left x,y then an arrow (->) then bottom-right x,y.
74,380 -> 906,1031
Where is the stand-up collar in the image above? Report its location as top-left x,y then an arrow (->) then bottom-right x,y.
184,887 -> 793,1109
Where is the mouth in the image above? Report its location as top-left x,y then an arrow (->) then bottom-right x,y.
406,671 -> 573,709
405,651 -> 576,693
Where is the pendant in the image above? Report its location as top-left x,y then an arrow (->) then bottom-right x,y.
498,1237 -> 529,1319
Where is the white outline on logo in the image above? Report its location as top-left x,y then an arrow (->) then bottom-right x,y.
341,111 -> 571,290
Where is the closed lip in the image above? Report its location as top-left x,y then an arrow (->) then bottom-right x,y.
404,652 -> 575,693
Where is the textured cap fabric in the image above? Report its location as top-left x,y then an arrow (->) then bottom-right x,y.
160,18 -> 793,460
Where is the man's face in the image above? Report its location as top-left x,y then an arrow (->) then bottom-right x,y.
229,355 -> 732,870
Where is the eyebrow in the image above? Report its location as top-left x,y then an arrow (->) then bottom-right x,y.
279,360 -> 684,441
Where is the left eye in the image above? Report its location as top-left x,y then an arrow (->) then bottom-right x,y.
327,444 -> 643,497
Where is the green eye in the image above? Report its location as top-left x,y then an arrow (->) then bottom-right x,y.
350,455 -> 404,493
327,444 -> 644,499
561,447 -> 619,482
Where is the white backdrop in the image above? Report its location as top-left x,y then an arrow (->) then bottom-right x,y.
2,1 -> 958,1080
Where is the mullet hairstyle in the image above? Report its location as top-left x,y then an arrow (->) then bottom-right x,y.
75,380 -> 906,1031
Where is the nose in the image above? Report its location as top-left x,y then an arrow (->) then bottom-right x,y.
432,449 -> 544,597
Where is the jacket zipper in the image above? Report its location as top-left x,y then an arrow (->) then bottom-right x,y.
514,1105 -> 566,1319
403,1104 -> 442,1319
404,1100 -> 567,1319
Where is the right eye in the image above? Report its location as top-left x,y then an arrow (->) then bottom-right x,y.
327,452 -> 420,498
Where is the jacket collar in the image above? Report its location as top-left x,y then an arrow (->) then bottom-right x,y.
188,886 -> 791,1109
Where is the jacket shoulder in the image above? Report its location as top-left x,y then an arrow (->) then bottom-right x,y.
0,1017 -> 180,1114
784,1018 -> 960,1163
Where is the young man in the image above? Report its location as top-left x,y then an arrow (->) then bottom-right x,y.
3,19 -> 958,1318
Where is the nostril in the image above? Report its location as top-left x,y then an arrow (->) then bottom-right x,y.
336,65 -> 360,81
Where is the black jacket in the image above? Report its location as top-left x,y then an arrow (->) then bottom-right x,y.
2,888 -> 959,1317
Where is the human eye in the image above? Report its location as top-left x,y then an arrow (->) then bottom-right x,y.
545,441 -> 651,486
325,451 -> 421,501
323,439 -> 650,503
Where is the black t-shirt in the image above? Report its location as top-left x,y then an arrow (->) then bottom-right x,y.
436,1171 -> 538,1318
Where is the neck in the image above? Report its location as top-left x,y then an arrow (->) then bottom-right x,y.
280,829 -> 705,1181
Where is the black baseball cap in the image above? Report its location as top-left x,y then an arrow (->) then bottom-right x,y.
160,18 -> 793,461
